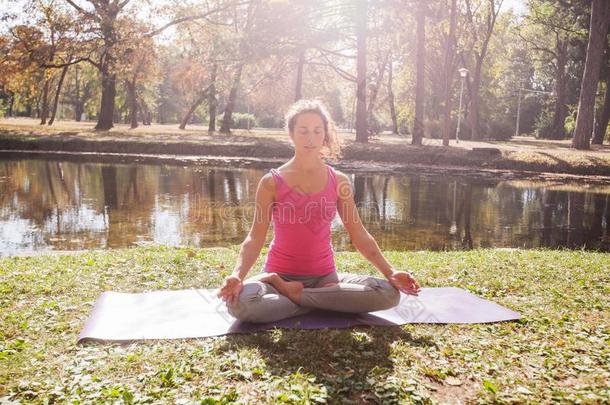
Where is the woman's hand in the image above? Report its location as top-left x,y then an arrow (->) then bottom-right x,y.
217,275 -> 243,305
388,270 -> 421,296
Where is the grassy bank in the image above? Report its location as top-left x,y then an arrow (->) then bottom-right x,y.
2,118 -> 610,177
1,247 -> 608,403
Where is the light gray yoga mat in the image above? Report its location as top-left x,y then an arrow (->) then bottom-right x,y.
77,287 -> 521,343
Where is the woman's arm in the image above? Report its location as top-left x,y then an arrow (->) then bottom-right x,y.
335,171 -> 421,295
218,173 -> 275,303
232,173 -> 275,279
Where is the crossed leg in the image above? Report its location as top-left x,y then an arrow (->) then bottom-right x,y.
226,271 -> 400,323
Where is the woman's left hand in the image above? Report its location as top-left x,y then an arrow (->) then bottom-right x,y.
388,270 -> 421,296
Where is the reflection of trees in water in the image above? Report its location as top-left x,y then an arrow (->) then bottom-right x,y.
541,189 -> 558,246
567,192 -> 585,248
461,183 -> 473,250
2,160 -> 610,253
102,166 -> 118,209
182,168 -> 254,245
538,189 -> 608,250
409,176 -> 420,226
101,165 -> 121,247
589,193 -> 605,246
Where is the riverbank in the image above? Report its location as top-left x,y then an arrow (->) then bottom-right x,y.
0,246 -> 608,403
2,118 -> 610,180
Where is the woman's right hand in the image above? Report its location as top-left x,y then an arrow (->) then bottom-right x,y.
217,275 -> 243,305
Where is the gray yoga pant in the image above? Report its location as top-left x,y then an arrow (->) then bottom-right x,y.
226,271 -> 401,323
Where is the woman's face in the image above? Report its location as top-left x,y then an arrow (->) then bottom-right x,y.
290,112 -> 326,155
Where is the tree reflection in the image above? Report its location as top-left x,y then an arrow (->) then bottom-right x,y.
1,159 -> 610,254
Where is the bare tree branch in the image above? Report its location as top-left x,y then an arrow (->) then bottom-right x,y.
64,0 -> 99,21
145,1 -> 249,37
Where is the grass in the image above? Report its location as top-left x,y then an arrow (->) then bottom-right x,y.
0,246 -> 609,404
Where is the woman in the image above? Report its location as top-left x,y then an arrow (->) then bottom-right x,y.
218,99 -> 421,323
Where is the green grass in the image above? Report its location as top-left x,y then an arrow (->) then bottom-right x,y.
1,247 -> 608,404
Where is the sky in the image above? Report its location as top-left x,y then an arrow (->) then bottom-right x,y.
501,0 -> 528,16
0,0 -> 530,35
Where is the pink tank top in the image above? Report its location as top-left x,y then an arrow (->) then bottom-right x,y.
263,164 -> 338,276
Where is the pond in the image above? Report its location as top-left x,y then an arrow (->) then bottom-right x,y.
0,157 -> 608,256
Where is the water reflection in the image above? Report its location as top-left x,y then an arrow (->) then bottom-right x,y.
0,158 -> 608,256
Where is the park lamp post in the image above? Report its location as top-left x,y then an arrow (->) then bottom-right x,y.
455,68 -> 469,144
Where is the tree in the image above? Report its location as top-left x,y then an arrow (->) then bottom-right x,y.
116,20 -> 158,129
592,41 -> 610,144
572,0 -> 610,149
462,0 -> 504,140
63,0 -> 243,130
411,0 -> 426,145
518,1 -> 584,139
354,0 -> 368,142
220,1 -> 257,134
442,0 -> 458,146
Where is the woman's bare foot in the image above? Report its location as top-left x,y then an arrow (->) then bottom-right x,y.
260,273 -> 304,304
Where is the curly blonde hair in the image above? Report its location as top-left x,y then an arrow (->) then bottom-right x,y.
284,99 -> 342,161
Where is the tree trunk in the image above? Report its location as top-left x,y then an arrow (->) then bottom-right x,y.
220,64 -> 244,134
179,85 -> 211,130
468,60 -> 483,140
463,0 -> 499,141
442,0 -> 458,146
74,64 -> 82,121
367,51 -> 390,122
208,63 -> 218,133
412,1 -> 426,146
7,91 -> 14,117
355,0 -> 368,143
140,99 -> 152,125
388,57 -> 398,134
592,42 -> 610,145
592,79 -> 610,144
295,49 -> 305,101
546,38 -> 569,139
39,76 -> 50,125
125,80 -> 138,129
96,69 -> 117,130
572,0 -> 610,150
180,95 -> 204,130
48,65 -> 69,125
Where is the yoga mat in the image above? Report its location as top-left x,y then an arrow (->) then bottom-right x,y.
77,287 -> 521,344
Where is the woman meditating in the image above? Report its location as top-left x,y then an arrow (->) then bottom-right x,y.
218,99 -> 421,323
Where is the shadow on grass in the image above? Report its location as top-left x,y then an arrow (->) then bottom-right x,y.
485,138 -> 571,149
221,325 -> 436,401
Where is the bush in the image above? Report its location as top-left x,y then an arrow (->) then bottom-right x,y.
257,114 -> 283,129
425,118 -> 442,139
564,107 -> 577,138
534,109 -> 555,139
396,109 -> 411,135
217,112 -> 257,130
485,119 -> 513,141
0,99 -> 7,118
368,114 -> 384,136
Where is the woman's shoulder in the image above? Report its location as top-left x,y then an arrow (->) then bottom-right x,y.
258,171 -> 277,195
329,166 -> 350,183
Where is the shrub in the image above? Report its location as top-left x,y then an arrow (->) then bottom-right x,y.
534,109 -> 555,139
486,119 -> 513,140
217,112 -> 257,130
257,114 -> 283,129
